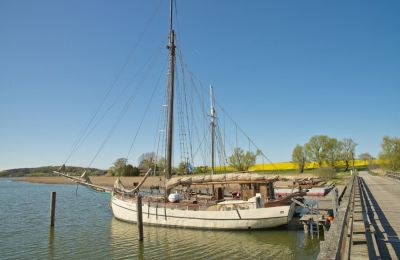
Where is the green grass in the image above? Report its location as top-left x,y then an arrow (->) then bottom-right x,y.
368,171 -> 379,176
328,171 -> 352,185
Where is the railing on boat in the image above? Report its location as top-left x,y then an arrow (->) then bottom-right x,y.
113,192 -> 259,211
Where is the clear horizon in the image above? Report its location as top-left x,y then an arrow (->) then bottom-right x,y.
1,0 -> 399,171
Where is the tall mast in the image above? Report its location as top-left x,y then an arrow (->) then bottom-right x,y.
166,0 -> 176,180
210,85 -> 216,175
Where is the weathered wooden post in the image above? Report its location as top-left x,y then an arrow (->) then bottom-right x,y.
323,223 -> 328,235
304,222 -> 309,234
310,219 -> 314,239
137,195 -> 144,241
332,188 -> 338,217
50,192 -> 56,227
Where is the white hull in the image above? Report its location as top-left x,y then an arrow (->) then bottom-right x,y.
275,186 -> 334,197
111,195 -> 295,230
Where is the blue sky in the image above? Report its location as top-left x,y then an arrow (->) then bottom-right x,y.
1,0 -> 399,170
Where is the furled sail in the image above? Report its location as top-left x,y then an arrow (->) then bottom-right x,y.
113,169 -> 152,194
166,173 -> 279,189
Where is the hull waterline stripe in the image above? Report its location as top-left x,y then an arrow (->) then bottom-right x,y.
112,201 -> 287,221
113,216 -> 286,230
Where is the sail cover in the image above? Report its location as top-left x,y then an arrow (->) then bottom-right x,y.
166,173 -> 279,189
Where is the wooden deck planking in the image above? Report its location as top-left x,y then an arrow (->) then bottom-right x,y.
359,171 -> 400,259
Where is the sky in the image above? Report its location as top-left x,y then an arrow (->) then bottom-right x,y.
1,0 -> 399,170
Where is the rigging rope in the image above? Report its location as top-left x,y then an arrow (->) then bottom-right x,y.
178,49 -> 194,166
126,58 -> 168,159
214,102 -> 280,172
175,48 -> 276,172
87,46 -> 165,168
153,83 -> 170,176
63,0 -> 163,166
176,50 -> 211,166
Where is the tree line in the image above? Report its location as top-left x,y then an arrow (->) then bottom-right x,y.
107,147 -> 261,177
379,136 -> 400,171
292,135 -> 400,173
107,153 -> 164,177
0,166 -> 105,177
292,135 -> 357,173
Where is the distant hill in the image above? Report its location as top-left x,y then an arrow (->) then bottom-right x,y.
0,166 -> 106,177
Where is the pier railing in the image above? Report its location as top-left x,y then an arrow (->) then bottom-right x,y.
317,174 -> 356,260
385,171 -> 400,181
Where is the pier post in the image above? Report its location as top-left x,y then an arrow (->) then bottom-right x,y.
310,220 -> 314,239
50,192 -> 56,227
332,188 -> 338,217
304,222 -> 309,234
323,223 -> 328,233
137,195 -> 144,241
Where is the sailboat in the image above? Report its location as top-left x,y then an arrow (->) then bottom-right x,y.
110,0 -> 297,230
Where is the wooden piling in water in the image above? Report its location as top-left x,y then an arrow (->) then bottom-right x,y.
50,192 -> 56,227
137,195 -> 144,241
310,220 -> 314,239
304,222 -> 309,234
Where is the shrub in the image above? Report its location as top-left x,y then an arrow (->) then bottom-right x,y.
125,165 -> 140,176
316,167 -> 337,181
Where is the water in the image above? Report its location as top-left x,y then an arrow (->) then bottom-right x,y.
0,179 -> 319,259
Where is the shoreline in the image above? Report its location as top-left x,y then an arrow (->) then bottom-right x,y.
11,176 -> 166,189
9,172 -> 345,191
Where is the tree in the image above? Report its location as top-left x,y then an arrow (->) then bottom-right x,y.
138,152 -> 165,174
326,137 -> 341,169
228,147 -> 260,171
108,158 -> 128,176
340,138 -> 357,171
359,153 -> 373,161
177,161 -> 192,175
359,152 -> 373,167
138,152 -> 156,172
125,164 -> 140,176
305,135 -> 330,168
108,158 -> 141,176
292,144 -> 307,173
379,136 -> 400,171
359,152 -> 375,170
156,157 -> 166,173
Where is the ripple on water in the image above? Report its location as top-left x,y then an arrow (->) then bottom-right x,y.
0,180 -> 319,259
109,219 -> 315,260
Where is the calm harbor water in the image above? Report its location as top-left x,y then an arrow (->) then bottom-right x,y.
0,178 -> 319,259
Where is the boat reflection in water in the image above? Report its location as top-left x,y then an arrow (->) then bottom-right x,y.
110,217 -> 319,259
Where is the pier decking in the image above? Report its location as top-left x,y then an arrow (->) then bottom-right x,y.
358,171 -> 400,259
318,171 -> 400,259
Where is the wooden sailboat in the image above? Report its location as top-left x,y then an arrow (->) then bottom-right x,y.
110,0 -> 296,230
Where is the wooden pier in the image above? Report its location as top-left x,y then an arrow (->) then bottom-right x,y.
300,214 -> 328,239
317,171 -> 400,259
357,171 -> 400,259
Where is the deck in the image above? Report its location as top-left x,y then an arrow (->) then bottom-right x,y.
356,171 -> 400,259
318,171 -> 400,259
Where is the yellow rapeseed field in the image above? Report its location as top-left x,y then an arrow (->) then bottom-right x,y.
216,160 -> 372,172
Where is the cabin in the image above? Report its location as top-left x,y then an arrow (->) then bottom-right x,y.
166,173 -> 277,203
